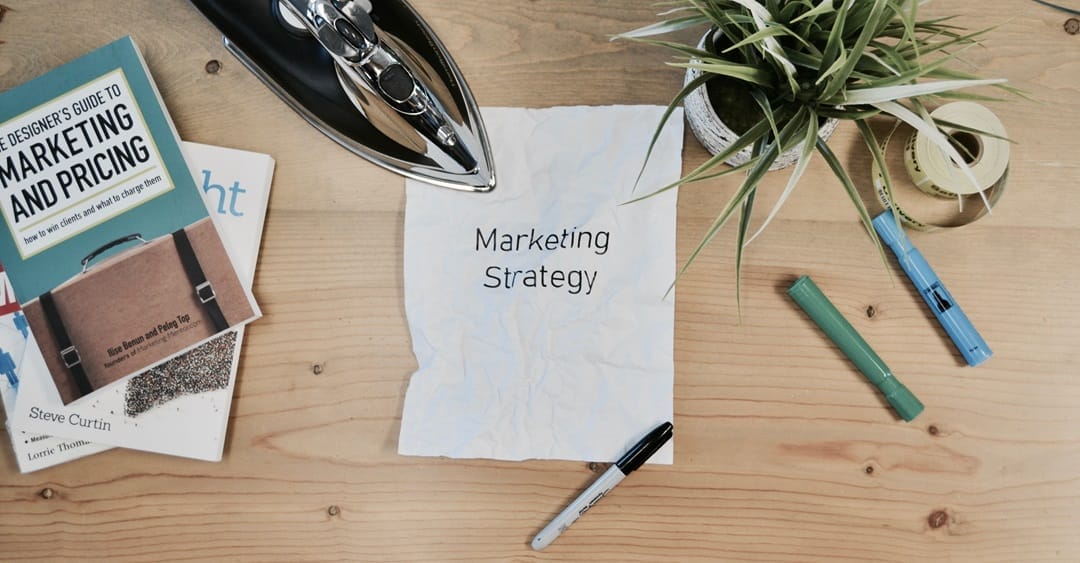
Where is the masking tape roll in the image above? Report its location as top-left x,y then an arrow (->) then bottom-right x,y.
906,102 -> 1010,197
872,102 -> 1009,231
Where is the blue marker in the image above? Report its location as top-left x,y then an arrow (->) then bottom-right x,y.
872,210 -> 992,366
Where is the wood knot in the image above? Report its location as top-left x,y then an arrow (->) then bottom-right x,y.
312,363 -> 324,375
864,465 -> 875,475
928,510 -> 949,529
327,505 -> 340,517
1066,18 -> 1080,35
928,425 -> 940,436
587,462 -> 608,473
39,487 -> 54,499
865,305 -> 876,318
204,59 -> 222,74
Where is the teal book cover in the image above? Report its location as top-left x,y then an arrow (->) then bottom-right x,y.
0,36 -> 259,406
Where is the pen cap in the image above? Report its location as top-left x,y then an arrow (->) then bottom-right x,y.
615,421 -> 673,474
875,377 -> 925,422
787,276 -> 924,422
787,276 -> 889,386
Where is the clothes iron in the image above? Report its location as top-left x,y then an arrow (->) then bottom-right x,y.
189,0 -> 496,192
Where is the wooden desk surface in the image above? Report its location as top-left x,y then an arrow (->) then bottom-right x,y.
1,1 -> 1078,561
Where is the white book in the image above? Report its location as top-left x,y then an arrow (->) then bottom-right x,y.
0,304 -> 111,471
1,141 -> 273,472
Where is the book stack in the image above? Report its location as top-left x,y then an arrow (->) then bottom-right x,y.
0,37 -> 274,472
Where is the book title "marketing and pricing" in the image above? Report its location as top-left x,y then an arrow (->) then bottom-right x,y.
0,69 -> 168,258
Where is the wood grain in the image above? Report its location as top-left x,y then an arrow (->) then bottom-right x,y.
0,1 -> 1078,561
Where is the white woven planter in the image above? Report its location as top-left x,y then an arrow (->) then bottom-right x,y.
683,35 -> 838,170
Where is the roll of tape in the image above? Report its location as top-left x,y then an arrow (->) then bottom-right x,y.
906,102 -> 1010,197
872,102 -> 1010,231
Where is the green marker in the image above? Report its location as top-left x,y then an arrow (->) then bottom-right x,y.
787,275 -> 924,422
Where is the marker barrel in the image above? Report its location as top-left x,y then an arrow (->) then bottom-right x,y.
788,275 -> 924,422
530,422 -> 672,550
531,465 -> 625,550
872,211 -> 992,366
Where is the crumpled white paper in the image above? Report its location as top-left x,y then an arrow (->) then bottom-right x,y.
399,106 -> 682,463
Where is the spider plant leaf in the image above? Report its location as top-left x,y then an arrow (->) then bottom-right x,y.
622,159 -> 756,205
669,133 -> 782,295
623,38 -> 715,59
613,15 -> 713,39
933,117 -> 1015,143
818,0 -> 851,77
746,111 -> 819,244
891,0 -> 919,60
930,74 -> 1032,101
894,26 -> 997,59
860,51 -> 902,76
723,0 -> 775,25
726,0 -> 801,93
675,135 -> 765,185
734,140 -> 763,314
868,39 -> 916,75
865,43 -> 979,88
855,118 -> 906,277
630,117 -> 774,203
749,89 -> 781,145
671,60 -> 775,87
817,106 -> 881,120
655,5 -> 699,17
682,106 -> 808,264
791,0 -> 837,24
687,159 -> 758,183
854,118 -> 898,214
909,15 -> 962,28
814,137 -> 891,271
681,111 -> 791,181
734,183 -> 757,314
922,66 -> 1032,99
833,78 -> 1006,105
816,47 -> 848,85
933,91 -> 1012,103
632,70 -> 712,191
1030,0 -> 1080,16
786,49 -> 826,69
723,24 -> 813,54
924,66 -> 988,81
821,0 -> 890,100
780,0 -> 817,24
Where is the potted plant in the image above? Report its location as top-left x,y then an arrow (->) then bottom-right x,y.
616,0 -> 1016,298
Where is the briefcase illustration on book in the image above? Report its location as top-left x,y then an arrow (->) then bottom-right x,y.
22,217 -> 254,405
